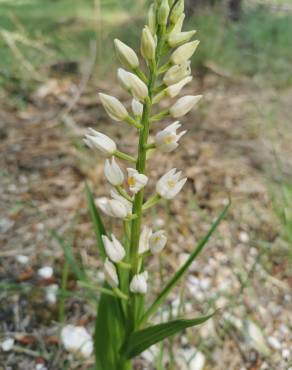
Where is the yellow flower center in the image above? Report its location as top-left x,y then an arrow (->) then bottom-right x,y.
153,236 -> 160,244
128,176 -> 136,186
163,135 -> 174,144
167,180 -> 176,188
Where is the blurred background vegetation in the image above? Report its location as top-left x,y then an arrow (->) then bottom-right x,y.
1,0 -> 292,95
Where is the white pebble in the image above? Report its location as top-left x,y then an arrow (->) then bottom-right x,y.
38,266 -> 53,279
45,284 -> 59,304
267,336 -> 281,350
1,338 -> 14,352
35,365 -> 48,370
282,348 -> 290,360
190,351 -> 206,370
61,325 -> 93,358
239,231 -> 249,243
16,255 -> 30,265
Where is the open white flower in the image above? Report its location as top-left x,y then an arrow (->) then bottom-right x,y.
61,325 -> 93,358
104,258 -> 119,288
131,99 -> 143,116
155,121 -> 186,153
163,61 -> 191,86
156,168 -> 187,199
99,93 -> 128,121
138,226 -> 152,255
130,271 -> 148,294
170,40 -> 200,65
96,197 -> 129,219
104,157 -> 124,186
127,168 -> 148,194
38,266 -> 53,279
114,39 -> 139,69
84,128 -> 117,156
170,95 -> 202,118
102,234 -> 125,263
149,230 -> 167,254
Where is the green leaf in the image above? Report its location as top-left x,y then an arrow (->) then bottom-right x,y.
94,291 -> 126,370
139,201 -> 230,326
51,230 -> 87,282
123,314 -> 214,359
85,182 -> 107,260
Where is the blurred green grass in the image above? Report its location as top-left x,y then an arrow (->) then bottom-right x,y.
0,0 -> 292,90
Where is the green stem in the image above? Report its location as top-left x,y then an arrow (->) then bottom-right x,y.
114,150 -> 136,163
127,25 -> 165,331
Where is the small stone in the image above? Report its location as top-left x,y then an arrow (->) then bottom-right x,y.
267,336 -> 281,350
38,266 -> 53,279
16,255 -> 30,265
1,338 -> 14,352
239,231 -> 249,243
282,348 -> 290,360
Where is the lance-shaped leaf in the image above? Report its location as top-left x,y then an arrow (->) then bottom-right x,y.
139,201 -> 230,326
85,182 -> 107,260
122,314 -> 214,359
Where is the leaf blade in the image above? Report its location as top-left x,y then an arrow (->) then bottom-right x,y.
139,201 -> 230,326
123,314 -> 214,359
85,182 -> 107,260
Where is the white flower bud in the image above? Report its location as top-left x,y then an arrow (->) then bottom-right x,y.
114,39 -> 139,69
171,13 -> 185,34
169,30 -> 196,48
102,234 -> 125,263
127,168 -> 148,194
104,258 -> 119,288
130,271 -> 148,294
131,99 -> 143,116
163,61 -> 191,86
158,0 -> 169,25
165,76 -> 192,98
61,325 -> 93,358
156,168 -> 187,199
104,157 -> 124,186
170,0 -> 184,24
141,26 -> 156,61
99,93 -> 128,122
150,230 -> 167,254
84,128 -> 117,156
170,40 -> 200,65
155,121 -> 186,152
117,68 -> 131,90
96,197 -> 129,219
138,226 -> 153,255
170,95 -> 202,118
148,4 -> 157,34
127,73 -> 148,102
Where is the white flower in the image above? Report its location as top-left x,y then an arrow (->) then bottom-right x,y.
104,157 -> 124,186
169,30 -> 197,48
84,128 -> 117,156
16,255 -> 29,265
158,0 -> 169,26
138,226 -> 152,254
127,168 -> 148,194
96,197 -> 129,219
45,284 -> 58,304
155,121 -> 186,152
99,93 -> 128,121
156,168 -> 187,199
148,3 -> 156,34
1,338 -> 14,352
170,41 -> 200,65
149,230 -> 167,254
163,61 -> 191,86
102,234 -> 125,263
141,26 -> 156,60
130,271 -> 148,294
117,69 -> 148,102
170,95 -> 202,118
131,99 -> 143,116
38,266 -> 53,279
170,0 -> 184,24
165,76 -> 192,98
114,39 -> 139,69
104,258 -> 119,288
61,325 -> 93,358
110,189 -> 132,214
